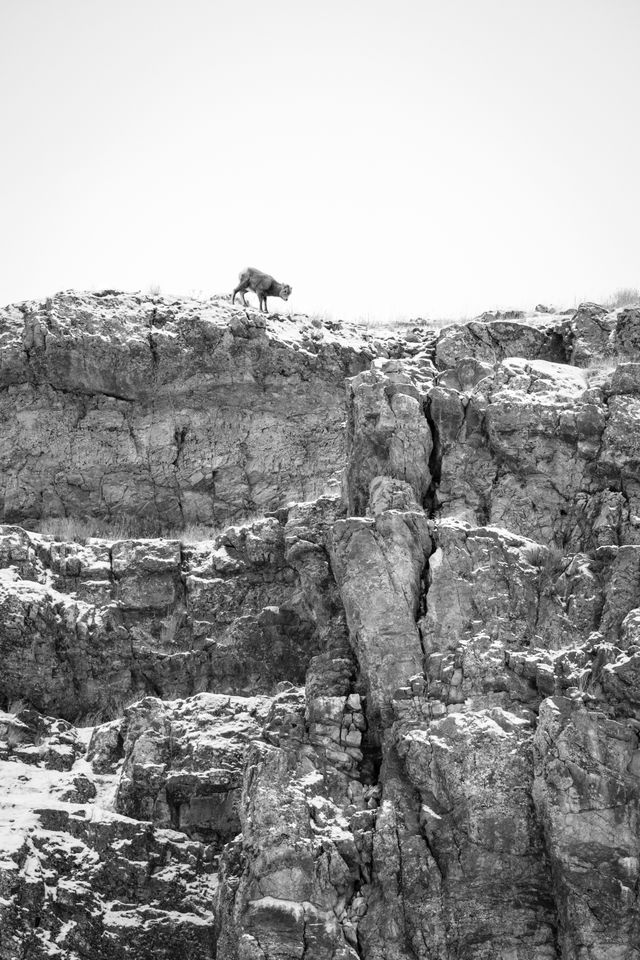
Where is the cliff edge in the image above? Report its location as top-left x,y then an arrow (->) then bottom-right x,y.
1,293 -> 640,960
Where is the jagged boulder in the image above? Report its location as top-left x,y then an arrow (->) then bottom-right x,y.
435,316 -> 566,369
114,693 -> 270,845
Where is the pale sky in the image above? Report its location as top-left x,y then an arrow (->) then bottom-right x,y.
1,0 -> 639,321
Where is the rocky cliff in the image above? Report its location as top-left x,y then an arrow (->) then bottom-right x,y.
1,292 -> 639,960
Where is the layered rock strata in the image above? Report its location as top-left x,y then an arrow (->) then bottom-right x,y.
0,515 -> 323,718
0,292 -> 378,527
1,294 -> 640,960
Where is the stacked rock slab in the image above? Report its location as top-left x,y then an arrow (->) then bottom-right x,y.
2,296 -> 640,959
0,516 -> 322,718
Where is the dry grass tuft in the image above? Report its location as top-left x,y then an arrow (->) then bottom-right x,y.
585,351 -> 635,382
36,516 -> 161,542
7,699 -> 27,716
603,288 -> 640,310
30,510 -> 272,544
79,690 -> 146,726
160,609 -> 184,644
356,314 -> 463,337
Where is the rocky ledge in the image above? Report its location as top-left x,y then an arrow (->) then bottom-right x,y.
1,293 -> 640,960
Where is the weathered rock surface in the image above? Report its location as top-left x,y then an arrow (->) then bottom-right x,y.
344,359 -> 434,514
0,514 -> 326,719
2,295 -> 640,959
430,355 -> 640,551
114,693 -> 270,846
331,505 -> 432,722
0,708 -> 220,959
0,292 -> 377,528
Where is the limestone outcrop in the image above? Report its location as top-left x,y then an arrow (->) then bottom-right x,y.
1,294 -> 640,960
430,356 -> 640,551
0,516 -> 322,718
0,292 -> 375,528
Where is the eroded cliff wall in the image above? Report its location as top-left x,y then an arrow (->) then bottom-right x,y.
1,294 -> 639,960
0,292 -> 379,526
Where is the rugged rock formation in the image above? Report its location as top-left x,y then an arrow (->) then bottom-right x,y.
430,355 -> 640,551
0,515 -> 322,718
1,293 -> 640,959
0,292 -> 376,528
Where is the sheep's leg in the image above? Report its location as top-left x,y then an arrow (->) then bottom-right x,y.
232,283 -> 249,305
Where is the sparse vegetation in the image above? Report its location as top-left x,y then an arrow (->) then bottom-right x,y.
307,312 -> 335,327
177,523 -> 224,543
603,287 -> 640,310
30,511 -> 270,544
177,510 -> 270,542
586,359 -> 619,381
35,516 -> 159,541
7,699 -> 27,716
6,723 -> 26,749
160,609 -> 184,645
79,690 -> 145,725
585,350 -> 635,382
429,315 -> 470,330
535,544 -> 567,594
357,314 -> 462,337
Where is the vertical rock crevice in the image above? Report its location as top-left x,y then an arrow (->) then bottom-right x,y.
423,393 -> 443,519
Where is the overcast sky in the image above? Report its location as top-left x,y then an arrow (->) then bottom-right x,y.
1,0 -> 639,321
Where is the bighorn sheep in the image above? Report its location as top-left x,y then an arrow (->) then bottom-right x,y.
232,268 -> 292,313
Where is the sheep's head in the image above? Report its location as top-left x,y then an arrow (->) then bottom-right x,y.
280,284 -> 292,300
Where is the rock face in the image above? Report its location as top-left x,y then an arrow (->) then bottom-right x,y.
1,294 -> 640,960
430,355 -> 640,550
0,515 -> 322,719
0,292 -> 374,528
